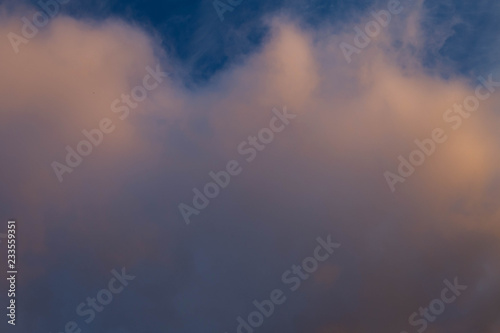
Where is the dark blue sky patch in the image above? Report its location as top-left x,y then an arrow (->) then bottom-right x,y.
6,0 -> 500,82
422,0 -> 500,78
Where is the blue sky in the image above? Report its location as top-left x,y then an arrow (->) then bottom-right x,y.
67,0 -> 499,80
11,0 -> 498,81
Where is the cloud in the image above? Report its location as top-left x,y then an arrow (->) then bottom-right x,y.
1,1 -> 500,332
